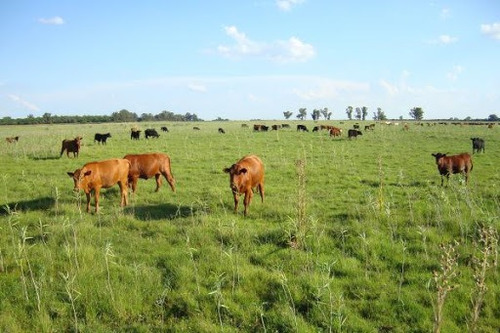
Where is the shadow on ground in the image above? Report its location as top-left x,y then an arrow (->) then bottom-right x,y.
1,197 -> 55,215
125,203 -> 196,221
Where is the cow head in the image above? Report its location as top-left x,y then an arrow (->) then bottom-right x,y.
223,164 -> 248,193
431,153 -> 446,164
67,168 -> 92,191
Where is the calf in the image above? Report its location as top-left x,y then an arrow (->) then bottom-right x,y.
218,128 -> 226,134
124,153 -> 176,193
471,138 -> 485,154
67,158 -> 130,213
223,155 -> 264,216
329,127 -> 342,137
131,129 -> 141,140
6,136 -> 19,143
161,126 -> 169,132
94,132 -> 111,144
348,129 -> 362,139
297,124 -> 309,132
60,136 -> 82,158
145,129 -> 160,139
431,153 -> 473,186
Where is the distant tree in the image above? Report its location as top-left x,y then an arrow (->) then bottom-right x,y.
320,107 -> 331,120
355,107 -> 362,120
296,108 -> 307,120
346,106 -> 353,120
488,114 -> 499,121
311,109 -> 321,121
283,111 -> 293,119
140,113 -> 155,121
42,112 -> 52,124
111,109 -> 138,122
409,107 -> 424,120
361,106 -> 368,121
373,107 -> 387,121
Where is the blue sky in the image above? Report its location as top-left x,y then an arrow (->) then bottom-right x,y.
1,1 -> 499,120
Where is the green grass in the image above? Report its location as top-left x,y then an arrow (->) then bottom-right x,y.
0,120 -> 499,332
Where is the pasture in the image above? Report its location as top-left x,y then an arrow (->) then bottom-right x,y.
0,121 -> 498,332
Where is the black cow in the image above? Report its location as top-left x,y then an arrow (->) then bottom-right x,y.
94,133 -> 111,144
348,129 -> 363,139
471,138 -> 485,154
282,124 -> 291,128
193,127 -> 201,130
218,128 -> 226,134
131,130 -> 141,140
312,126 -> 319,132
145,129 -> 160,139
297,124 -> 309,132
161,126 -> 169,132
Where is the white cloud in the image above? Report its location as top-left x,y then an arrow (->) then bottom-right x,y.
276,0 -> 305,11
481,22 -> 500,40
188,83 -> 207,93
38,16 -> 65,25
439,35 -> 458,44
447,65 -> 464,81
217,26 -> 315,63
440,8 -> 451,19
380,80 -> 399,95
8,94 -> 40,111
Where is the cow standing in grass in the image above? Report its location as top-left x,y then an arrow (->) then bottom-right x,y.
431,153 -> 473,186
67,158 -> 130,213
94,133 -> 111,144
471,138 -> 485,154
124,153 -> 176,193
60,136 -> 82,158
223,155 -> 265,216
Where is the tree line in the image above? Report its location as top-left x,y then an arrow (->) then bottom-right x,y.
0,109 -> 203,125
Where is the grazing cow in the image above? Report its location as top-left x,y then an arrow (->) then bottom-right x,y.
161,126 -> 169,132
241,124 -> 249,128
131,129 -> 141,140
281,124 -> 290,128
60,136 -> 82,158
6,136 -> 19,143
94,133 -> 111,144
353,124 -> 360,129
193,126 -> 201,130
403,124 -> 410,131
471,138 -> 485,154
271,124 -> 282,131
67,158 -> 130,213
124,153 -> 176,193
347,129 -> 362,139
431,153 -> 473,186
218,128 -> 226,134
312,126 -> 319,132
223,155 -> 264,216
297,124 -> 309,132
329,127 -> 342,137
145,129 -> 160,139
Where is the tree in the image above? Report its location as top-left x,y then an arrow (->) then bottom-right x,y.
361,106 -> 368,121
296,108 -> 307,120
488,114 -> 499,121
346,106 -> 353,120
373,107 -> 387,121
111,109 -> 138,122
311,109 -> 321,121
409,107 -> 424,120
42,112 -> 52,124
283,111 -> 293,119
355,107 -> 362,120
321,107 -> 331,120
140,113 -> 155,121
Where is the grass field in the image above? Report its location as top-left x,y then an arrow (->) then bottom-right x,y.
0,120 -> 498,332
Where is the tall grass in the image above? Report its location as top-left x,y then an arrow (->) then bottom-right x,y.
0,120 -> 498,331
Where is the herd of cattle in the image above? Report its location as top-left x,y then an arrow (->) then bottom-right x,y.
3,123 -> 491,216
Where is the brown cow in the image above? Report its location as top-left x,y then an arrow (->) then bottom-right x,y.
123,153 -> 176,193
6,136 -> 19,143
67,158 -> 130,213
329,127 -> 342,137
60,136 -> 82,158
223,155 -> 264,216
431,153 -> 473,186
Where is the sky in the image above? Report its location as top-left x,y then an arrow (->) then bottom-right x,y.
1,1 -> 499,121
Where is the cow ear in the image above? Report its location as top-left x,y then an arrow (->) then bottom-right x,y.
239,168 -> 248,175
223,167 -> 230,173
67,172 -> 74,177
84,170 -> 92,176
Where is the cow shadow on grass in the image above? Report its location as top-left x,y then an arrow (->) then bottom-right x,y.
360,179 -> 428,188
1,197 -> 55,215
28,154 -> 62,160
125,203 -> 196,221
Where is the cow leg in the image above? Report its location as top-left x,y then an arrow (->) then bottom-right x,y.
258,183 -> 264,203
130,177 -> 138,193
162,172 -> 176,192
85,192 -> 91,213
94,188 -> 100,213
233,193 -> 239,214
155,174 -> 162,192
118,181 -> 128,206
243,190 -> 253,216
